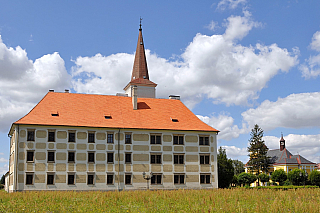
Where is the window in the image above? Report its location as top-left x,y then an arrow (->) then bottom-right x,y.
107,152 -> 114,163
26,173 -> 34,185
68,174 -> 75,185
27,151 -> 34,162
87,174 -> 95,185
47,173 -> 54,185
150,154 -> 161,164
199,136 -> 209,145
88,152 -> 95,163
173,135 -> 184,145
68,151 -> 75,163
150,134 -> 161,144
125,133 -> 132,144
107,173 -> 114,185
200,154 -> 210,165
88,132 -> 95,143
27,130 -> 35,141
107,133 -> 114,143
174,154 -> 184,164
48,131 -> 55,142
151,174 -> 162,185
174,174 -> 185,184
125,173 -> 132,185
68,132 -> 75,142
125,153 -> 132,164
200,174 -> 211,184
47,151 -> 55,162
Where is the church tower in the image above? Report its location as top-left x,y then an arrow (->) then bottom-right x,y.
124,19 -> 157,98
280,134 -> 285,151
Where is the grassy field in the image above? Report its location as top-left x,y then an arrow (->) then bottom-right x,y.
1,188 -> 320,212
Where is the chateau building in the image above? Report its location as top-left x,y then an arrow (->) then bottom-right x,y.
7,24 -> 219,192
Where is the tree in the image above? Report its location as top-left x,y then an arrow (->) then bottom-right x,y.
218,147 -> 234,188
258,173 -> 269,186
309,170 -> 320,186
0,174 -> 4,185
247,124 -> 270,175
231,175 -> 238,187
271,169 -> 287,185
238,172 -> 256,186
232,160 -> 245,175
288,169 -> 308,186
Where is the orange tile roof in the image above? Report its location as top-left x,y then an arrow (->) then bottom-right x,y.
14,92 -> 218,132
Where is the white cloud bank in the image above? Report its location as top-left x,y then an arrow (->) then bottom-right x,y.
300,31 -> 320,78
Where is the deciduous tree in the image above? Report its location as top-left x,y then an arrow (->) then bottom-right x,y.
238,172 -> 256,186
271,169 -> 287,185
288,168 -> 308,186
258,173 -> 269,186
309,170 -> 320,186
218,147 -> 234,188
232,160 -> 245,175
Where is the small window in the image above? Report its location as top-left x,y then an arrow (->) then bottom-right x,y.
48,131 -> 55,142
68,132 -> 76,142
199,136 -> 209,145
107,133 -> 114,143
174,174 -> 185,185
174,154 -> 184,164
200,174 -> 211,184
125,173 -> 132,185
125,153 -> 132,164
87,174 -> 95,185
88,132 -> 95,143
68,174 -> 75,185
27,151 -> 34,163
107,173 -> 114,185
150,135 -> 161,144
47,173 -> 55,185
200,154 -> 210,165
104,115 -> 112,119
48,151 -> 55,163
150,154 -> 161,164
173,135 -> 184,145
27,130 -> 35,141
88,152 -> 95,163
26,173 -> 34,185
151,174 -> 162,185
51,113 -> 59,117
107,152 -> 114,163
68,152 -> 75,163
125,133 -> 132,144
171,118 -> 179,122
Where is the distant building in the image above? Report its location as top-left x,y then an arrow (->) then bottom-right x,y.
7,24 -> 219,192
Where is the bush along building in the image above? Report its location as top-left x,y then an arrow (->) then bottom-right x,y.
7,24 -> 219,192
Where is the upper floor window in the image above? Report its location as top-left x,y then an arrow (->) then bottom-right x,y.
88,132 -> 95,143
47,151 -> 55,163
125,153 -> 132,164
48,130 -> 55,142
174,154 -> 184,164
150,153 -> 161,164
88,152 -> 95,163
200,154 -> 210,165
199,136 -> 209,145
68,151 -> 75,163
125,133 -> 132,144
173,135 -> 184,145
68,132 -> 76,142
27,151 -> 34,163
107,133 -> 114,143
150,134 -> 161,144
107,152 -> 114,163
27,130 -> 35,141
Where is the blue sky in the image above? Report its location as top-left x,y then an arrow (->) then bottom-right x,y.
1,0 -> 320,176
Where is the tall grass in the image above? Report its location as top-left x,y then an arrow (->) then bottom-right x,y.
1,188 -> 320,212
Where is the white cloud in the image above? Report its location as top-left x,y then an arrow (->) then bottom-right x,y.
0,158 -> 8,163
264,134 -> 320,163
0,35 -> 71,132
72,13 -> 298,109
205,21 -> 218,31
310,31 -> 320,51
242,92 -> 320,131
221,145 -> 248,162
217,0 -> 247,10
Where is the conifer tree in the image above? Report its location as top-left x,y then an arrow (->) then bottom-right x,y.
218,147 -> 234,188
247,124 -> 270,175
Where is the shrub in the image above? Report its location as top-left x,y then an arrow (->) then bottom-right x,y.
288,169 -> 307,186
238,172 -> 256,186
283,180 -> 293,186
271,169 -> 287,186
309,170 -> 320,186
258,173 -> 269,186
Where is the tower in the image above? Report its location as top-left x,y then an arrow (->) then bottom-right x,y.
280,134 -> 285,151
124,19 -> 157,98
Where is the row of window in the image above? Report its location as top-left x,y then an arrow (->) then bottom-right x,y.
26,151 -> 211,165
25,173 -> 212,185
26,130 -> 211,145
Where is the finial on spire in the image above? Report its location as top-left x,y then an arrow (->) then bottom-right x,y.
139,17 -> 143,30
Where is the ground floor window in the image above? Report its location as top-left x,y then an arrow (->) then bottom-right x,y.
68,174 -> 75,185
174,174 -> 185,184
151,173 -> 162,185
125,173 -> 132,185
200,174 -> 211,184
107,173 -> 114,185
47,173 -> 55,185
26,173 -> 34,185
87,174 -> 95,185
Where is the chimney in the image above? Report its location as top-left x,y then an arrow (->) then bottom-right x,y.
132,85 -> 138,110
169,95 -> 180,100
65,89 -> 69,93
280,134 -> 285,151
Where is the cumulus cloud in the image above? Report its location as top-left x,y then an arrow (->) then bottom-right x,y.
72,12 -> 298,109
217,0 -> 247,10
242,92 -> 320,131
310,31 -> 320,51
205,21 -> 218,31
0,35 -> 71,132
197,114 -> 248,140
0,158 -> 8,163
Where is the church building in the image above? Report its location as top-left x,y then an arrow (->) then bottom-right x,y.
6,24 -> 219,192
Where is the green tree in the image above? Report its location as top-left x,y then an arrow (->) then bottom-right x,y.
271,169 -> 287,185
238,172 -> 256,186
0,174 -> 4,185
258,173 -> 269,186
231,175 -> 238,187
232,160 -> 245,175
218,147 -> 234,188
288,169 -> 308,186
309,170 -> 320,186
247,124 -> 270,175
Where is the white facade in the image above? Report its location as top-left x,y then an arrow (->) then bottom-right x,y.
125,85 -> 156,98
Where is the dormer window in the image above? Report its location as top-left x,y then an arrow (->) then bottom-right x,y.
104,115 -> 112,119
51,113 -> 59,116
171,118 -> 179,122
